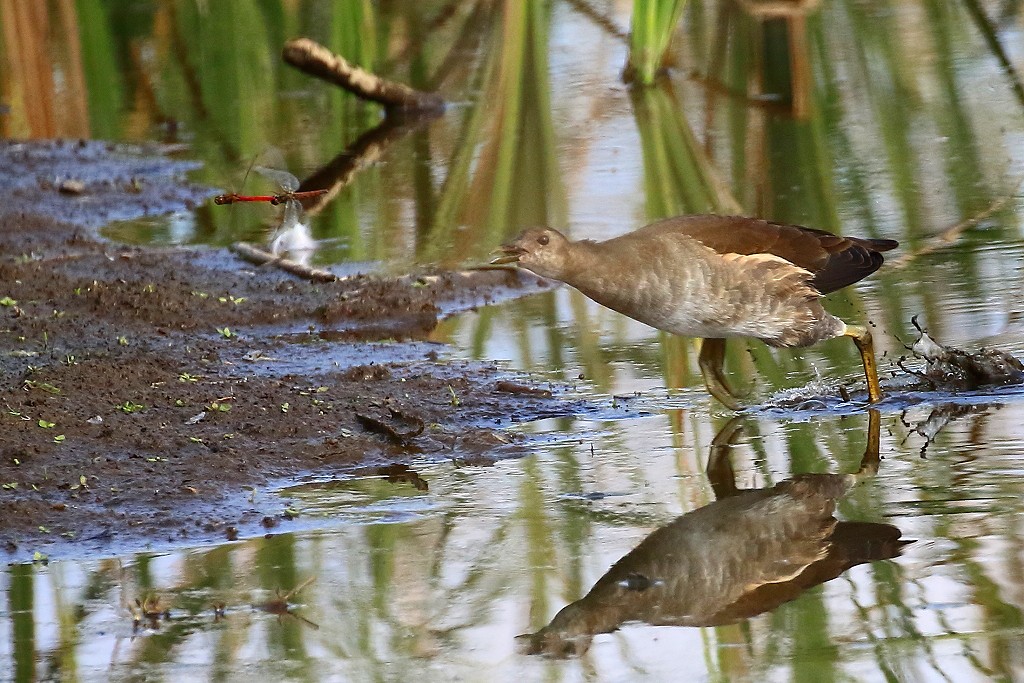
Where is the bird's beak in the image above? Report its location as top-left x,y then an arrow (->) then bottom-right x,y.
489,244 -> 526,265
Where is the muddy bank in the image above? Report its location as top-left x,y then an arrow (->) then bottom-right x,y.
0,142 -> 577,563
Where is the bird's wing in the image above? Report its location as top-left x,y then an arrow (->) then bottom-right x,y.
637,215 -> 897,294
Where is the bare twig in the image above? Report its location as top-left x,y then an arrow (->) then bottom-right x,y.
282,38 -> 445,113
229,242 -> 339,283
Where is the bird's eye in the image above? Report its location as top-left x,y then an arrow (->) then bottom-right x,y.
538,234 -> 550,246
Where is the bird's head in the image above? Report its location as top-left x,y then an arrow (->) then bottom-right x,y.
490,227 -> 571,279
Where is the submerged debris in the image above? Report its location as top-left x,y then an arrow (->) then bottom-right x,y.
377,463 -> 429,491
129,594 -> 172,633
355,399 -> 425,443
255,577 -> 320,630
900,316 -> 1024,390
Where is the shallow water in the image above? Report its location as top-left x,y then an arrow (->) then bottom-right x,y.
3,1 -> 1024,680
8,404 -> 1024,680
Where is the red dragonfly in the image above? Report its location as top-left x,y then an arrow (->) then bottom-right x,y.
214,166 -> 327,206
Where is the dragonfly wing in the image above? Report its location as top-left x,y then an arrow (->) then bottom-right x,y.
254,166 -> 300,193
280,198 -> 304,231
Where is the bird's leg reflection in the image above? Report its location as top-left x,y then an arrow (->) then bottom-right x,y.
705,415 -> 745,499
518,410 -> 903,658
708,409 -> 881,496
855,408 -> 881,479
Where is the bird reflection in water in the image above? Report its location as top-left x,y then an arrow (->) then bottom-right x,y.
519,410 -> 906,657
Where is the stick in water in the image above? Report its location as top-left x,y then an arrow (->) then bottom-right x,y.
282,38 -> 445,113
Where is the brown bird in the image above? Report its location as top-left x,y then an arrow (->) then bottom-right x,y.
492,215 -> 897,409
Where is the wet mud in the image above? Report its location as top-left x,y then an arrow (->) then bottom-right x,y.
0,142 -> 569,562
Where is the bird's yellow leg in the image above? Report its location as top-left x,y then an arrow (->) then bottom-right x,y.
698,337 -> 741,411
844,324 -> 883,404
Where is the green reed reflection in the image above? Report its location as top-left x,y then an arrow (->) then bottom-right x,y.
11,564 -> 34,683
426,0 -> 564,264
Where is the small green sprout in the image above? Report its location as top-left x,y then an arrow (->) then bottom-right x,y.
117,401 -> 145,413
23,380 -> 61,394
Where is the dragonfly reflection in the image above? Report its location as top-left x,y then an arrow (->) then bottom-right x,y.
519,411 -> 906,657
